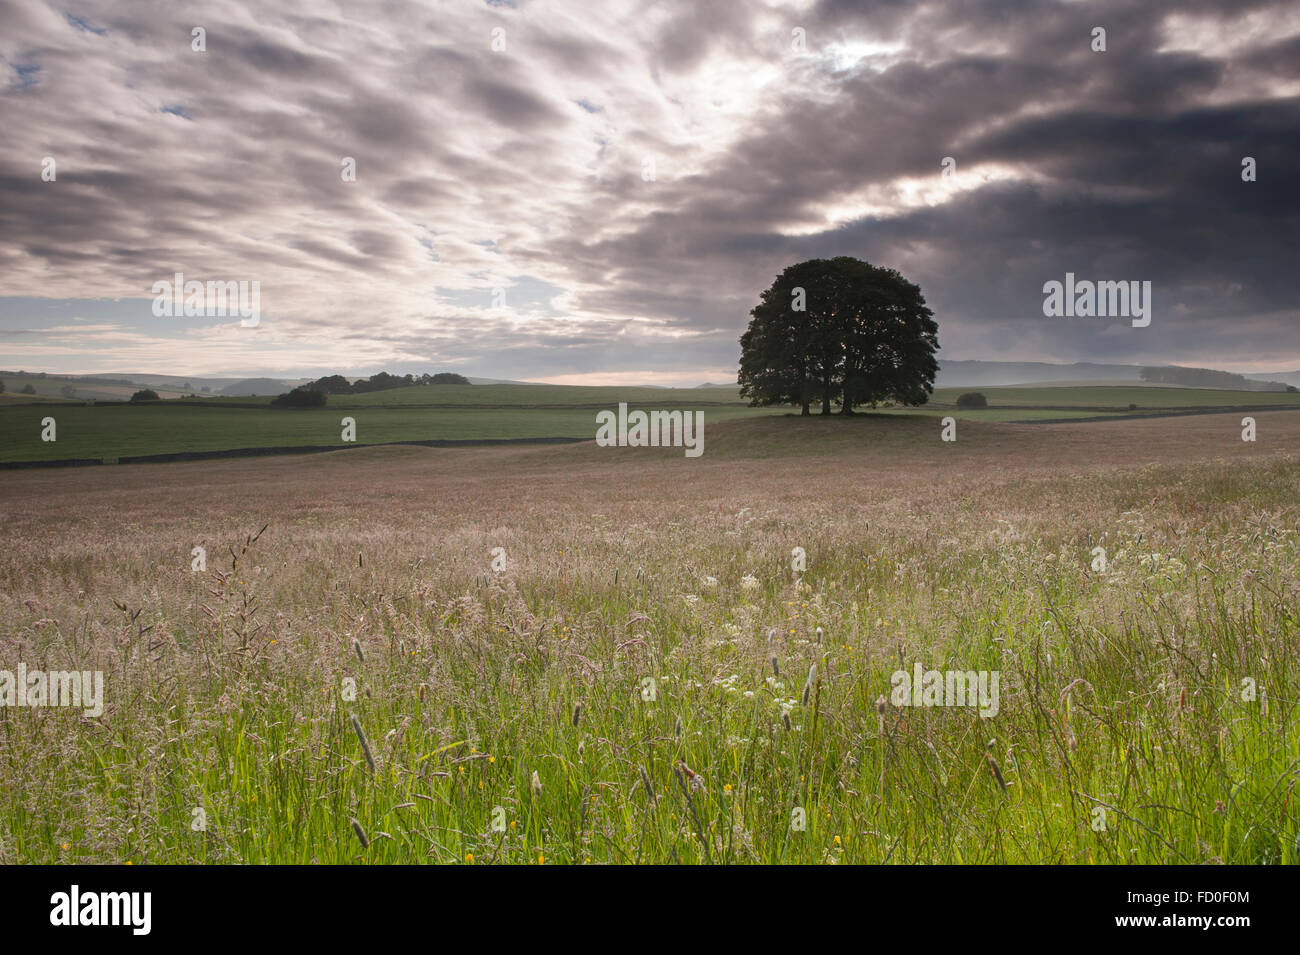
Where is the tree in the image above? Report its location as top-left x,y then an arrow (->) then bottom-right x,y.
20,383 -> 37,395
351,371 -> 413,393
0,380 -> 5,393
424,372 -> 471,385
270,387 -> 327,407
130,388 -> 160,402
308,374 -> 354,395
60,384 -> 77,398
739,257 -> 938,415
955,392 -> 987,409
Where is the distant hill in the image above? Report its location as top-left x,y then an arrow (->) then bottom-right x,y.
936,360 -> 1294,390
936,361 -> 1142,387
220,378 -> 302,396
1260,370 -> 1300,387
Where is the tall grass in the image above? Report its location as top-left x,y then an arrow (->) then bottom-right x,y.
0,453 -> 1296,864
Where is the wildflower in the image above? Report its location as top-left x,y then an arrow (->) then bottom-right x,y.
677,759 -> 706,793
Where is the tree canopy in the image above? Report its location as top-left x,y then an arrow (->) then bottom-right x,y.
738,257 -> 939,415
305,371 -> 472,394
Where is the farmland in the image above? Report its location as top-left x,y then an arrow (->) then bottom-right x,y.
4,382 -> 1299,464
1,410 -> 1296,864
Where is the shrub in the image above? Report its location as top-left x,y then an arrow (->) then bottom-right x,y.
955,392 -> 988,409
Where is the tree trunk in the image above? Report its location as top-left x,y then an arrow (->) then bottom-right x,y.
821,376 -> 832,415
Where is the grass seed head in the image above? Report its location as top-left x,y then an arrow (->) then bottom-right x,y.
350,817 -> 370,848
350,714 -> 376,772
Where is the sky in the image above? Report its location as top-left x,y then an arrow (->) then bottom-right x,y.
1,0 -> 1298,385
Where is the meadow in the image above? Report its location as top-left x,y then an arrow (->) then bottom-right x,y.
4,382 -> 1300,463
1,410 -> 1296,864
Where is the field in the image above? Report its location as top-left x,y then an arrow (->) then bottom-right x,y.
4,382 -> 1300,464
1,410 -> 1296,864
0,372 -> 196,403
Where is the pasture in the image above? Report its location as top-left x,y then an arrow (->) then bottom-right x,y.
3,382 -> 1299,464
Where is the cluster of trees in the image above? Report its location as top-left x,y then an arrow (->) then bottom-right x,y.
270,370 -> 472,407
130,389 -> 160,402
271,388 -> 327,408
739,257 -> 939,415
306,371 -> 471,395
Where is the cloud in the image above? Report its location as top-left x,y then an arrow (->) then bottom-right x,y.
0,0 -> 1297,382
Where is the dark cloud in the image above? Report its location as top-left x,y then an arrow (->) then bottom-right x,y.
0,0 -> 1297,381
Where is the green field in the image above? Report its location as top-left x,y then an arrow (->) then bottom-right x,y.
2,412 -> 1296,864
3,382 -> 1298,464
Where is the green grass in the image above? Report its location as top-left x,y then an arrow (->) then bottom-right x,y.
0,402 -> 779,462
1,444 -> 1295,864
4,382 -> 1298,464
